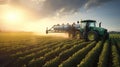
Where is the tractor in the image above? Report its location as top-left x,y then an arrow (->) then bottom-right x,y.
46,20 -> 109,41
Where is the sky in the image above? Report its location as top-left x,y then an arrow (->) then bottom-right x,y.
0,0 -> 120,33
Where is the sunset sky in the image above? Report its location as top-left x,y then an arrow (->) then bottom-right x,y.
0,0 -> 120,33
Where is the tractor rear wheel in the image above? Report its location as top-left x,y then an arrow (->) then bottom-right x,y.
104,32 -> 109,40
88,31 -> 98,41
106,33 -> 109,39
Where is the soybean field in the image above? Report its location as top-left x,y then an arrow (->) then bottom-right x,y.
0,33 -> 120,67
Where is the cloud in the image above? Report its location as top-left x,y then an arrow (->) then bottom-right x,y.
1,0 -> 113,18
84,0 -> 113,9
40,0 -> 87,16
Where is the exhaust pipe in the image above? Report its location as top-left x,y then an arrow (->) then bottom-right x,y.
99,22 -> 102,27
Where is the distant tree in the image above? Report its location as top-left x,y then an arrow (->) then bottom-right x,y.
109,31 -> 120,34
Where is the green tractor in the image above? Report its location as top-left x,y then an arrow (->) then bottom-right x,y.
46,20 -> 109,41
70,20 -> 109,41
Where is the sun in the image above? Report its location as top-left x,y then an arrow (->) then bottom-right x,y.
1,5 -> 25,24
5,11 -> 21,22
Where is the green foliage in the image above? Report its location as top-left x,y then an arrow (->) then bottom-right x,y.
77,41 -> 103,67
59,41 -> 96,67
111,40 -> 120,67
28,57 -> 45,67
0,33 -> 120,67
43,57 -> 60,67
98,40 -> 110,67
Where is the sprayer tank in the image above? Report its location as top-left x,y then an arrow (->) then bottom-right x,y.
53,24 -> 80,31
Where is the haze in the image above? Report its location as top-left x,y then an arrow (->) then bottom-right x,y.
0,0 -> 120,34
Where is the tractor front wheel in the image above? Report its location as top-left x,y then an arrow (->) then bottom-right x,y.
75,31 -> 83,39
88,31 -> 98,41
68,33 -> 74,38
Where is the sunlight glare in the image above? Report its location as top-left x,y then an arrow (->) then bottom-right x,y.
5,11 -> 21,22
2,5 -> 26,24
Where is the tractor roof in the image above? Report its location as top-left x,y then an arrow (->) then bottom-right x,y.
81,20 -> 96,23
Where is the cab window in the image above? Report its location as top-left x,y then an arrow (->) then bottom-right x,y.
89,22 -> 95,27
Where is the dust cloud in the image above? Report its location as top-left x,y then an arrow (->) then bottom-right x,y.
34,32 -> 69,38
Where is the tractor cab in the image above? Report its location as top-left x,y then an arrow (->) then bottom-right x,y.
81,20 -> 96,29
80,20 -> 98,41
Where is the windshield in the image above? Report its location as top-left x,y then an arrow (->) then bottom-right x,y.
89,22 -> 96,27
81,22 -> 96,29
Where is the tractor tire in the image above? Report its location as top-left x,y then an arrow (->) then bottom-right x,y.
106,33 -> 109,39
104,32 -> 109,40
68,33 -> 74,38
88,31 -> 99,41
75,31 -> 83,39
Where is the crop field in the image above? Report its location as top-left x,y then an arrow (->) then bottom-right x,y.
0,32 -> 120,67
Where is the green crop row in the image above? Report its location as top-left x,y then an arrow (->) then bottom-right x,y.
27,40 -> 84,67
111,39 -> 120,67
59,41 -> 96,67
77,41 -> 103,67
43,42 -> 91,67
98,40 -> 110,67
